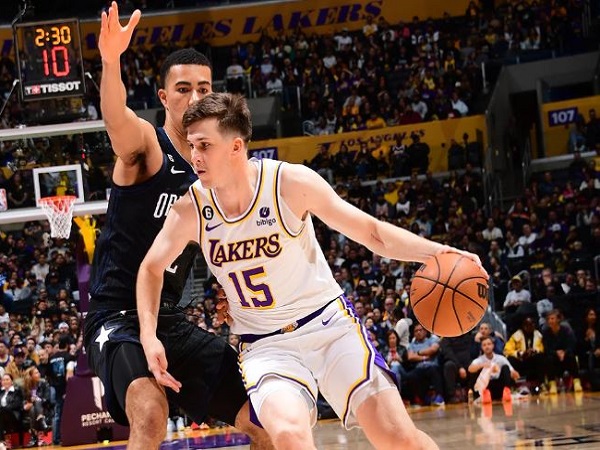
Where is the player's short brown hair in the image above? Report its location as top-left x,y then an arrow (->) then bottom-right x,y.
183,92 -> 252,143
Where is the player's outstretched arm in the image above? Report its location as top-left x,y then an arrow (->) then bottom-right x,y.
99,2 -> 154,164
281,163 -> 486,274
137,194 -> 198,391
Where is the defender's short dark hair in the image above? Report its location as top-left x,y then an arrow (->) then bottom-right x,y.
159,48 -> 212,88
183,93 -> 252,143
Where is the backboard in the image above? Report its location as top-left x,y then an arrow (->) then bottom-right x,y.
32,163 -> 85,206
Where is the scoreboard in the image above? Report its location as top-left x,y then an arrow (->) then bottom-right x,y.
13,18 -> 86,101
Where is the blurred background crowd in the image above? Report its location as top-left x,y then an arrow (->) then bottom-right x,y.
0,0 -> 597,444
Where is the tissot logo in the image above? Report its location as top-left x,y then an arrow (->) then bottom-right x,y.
24,81 -> 82,96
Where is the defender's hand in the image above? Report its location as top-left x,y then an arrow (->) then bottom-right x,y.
141,335 -> 181,393
99,1 -> 141,64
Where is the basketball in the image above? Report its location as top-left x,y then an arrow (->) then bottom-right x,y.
409,252 -> 489,337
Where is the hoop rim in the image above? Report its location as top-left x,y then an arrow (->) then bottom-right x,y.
39,195 -> 77,205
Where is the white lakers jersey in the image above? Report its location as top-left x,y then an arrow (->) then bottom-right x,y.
190,158 -> 343,335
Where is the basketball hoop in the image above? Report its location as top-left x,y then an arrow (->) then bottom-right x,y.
39,196 -> 76,239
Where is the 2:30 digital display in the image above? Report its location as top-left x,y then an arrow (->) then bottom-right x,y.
14,19 -> 86,101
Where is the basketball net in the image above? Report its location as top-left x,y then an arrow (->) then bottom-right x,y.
39,195 -> 76,239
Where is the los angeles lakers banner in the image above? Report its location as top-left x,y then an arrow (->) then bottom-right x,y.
0,0 -> 467,57
541,95 -> 600,157
249,115 -> 487,174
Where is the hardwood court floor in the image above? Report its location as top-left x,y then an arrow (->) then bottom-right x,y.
44,392 -> 600,449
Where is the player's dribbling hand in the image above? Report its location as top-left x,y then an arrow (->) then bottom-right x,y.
215,287 -> 232,326
141,336 -> 182,393
99,1 -> 141,64
436,245 -> 489,280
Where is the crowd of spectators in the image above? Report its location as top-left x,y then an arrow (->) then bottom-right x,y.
0,130 -> 597,433
0,0 -> 588,202
0,144 -> 591,426
0,0 -> 590,134
0,0 -> 596,442
222,0 -> 588,136
0,224 -> 79,446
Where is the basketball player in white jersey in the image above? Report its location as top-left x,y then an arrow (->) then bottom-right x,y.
137,93 -> 488,450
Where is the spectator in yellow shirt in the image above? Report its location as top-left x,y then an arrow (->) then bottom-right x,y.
443,53 -> 456,72
366,112 -> 386,130
362,15 -> 378,38
342,96 -> 360,118
369,135 -> 388,159
383,181 -> 400,205
504,316 -> 546,387
423,70 -> 436,90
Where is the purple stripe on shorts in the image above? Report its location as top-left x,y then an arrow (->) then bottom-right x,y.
249,398 -> 262,428
340,295 -> 398,384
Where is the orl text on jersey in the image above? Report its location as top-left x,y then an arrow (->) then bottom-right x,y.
153,193 -> 179,218
208,233 -> 282,267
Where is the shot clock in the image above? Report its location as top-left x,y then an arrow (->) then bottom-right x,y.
14,19 -> 86,101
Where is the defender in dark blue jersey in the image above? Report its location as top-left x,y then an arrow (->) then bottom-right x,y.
83,4 -> 271,449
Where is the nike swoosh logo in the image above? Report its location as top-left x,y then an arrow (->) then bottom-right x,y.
322,313 -> 335,326
171,166 -> 186,174
205,223 -> 223,232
